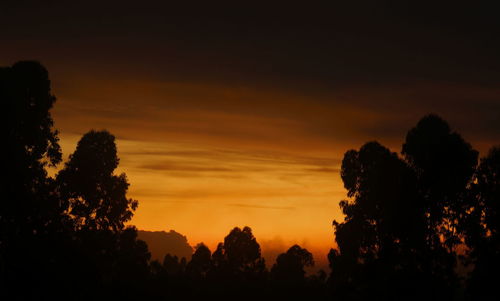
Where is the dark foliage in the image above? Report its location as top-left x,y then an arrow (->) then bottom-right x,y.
186,243 -> 211,280
0,61 -> 66,299
330,141 -> 430,300
57,130 -> 138,232
271,244 -> 314,282
402,114 -> 478,251
464,147 -> 500,299
0,61 -> 149,300
328,115 -> 484,300
207,226 -> 267,298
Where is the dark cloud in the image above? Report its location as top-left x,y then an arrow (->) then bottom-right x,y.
128,147 -> 342,183
126,147 -> 341,167
2,1 -> 499,88
304,167 -> 341,174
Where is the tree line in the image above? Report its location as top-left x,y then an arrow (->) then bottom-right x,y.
1,61 -> 499,300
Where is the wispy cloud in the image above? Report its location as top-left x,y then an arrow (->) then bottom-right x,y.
139,162 -> 234,172
226,203 -> 295,210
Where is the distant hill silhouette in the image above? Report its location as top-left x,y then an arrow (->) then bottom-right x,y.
138,230 -> 193,261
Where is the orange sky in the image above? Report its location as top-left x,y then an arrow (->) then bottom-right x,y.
2,1 -> 499,270
49,78 -> 357,269
43,74 -> 497,270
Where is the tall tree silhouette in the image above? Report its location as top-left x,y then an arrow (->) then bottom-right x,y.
329,141 -> 427,299
329,115 -> 478,299
0,61 -> 66,299
402,115 -> 478,298
1,61 -> 61,171
55,130 -> 150,299
402,114 -> 478,251
465,146 -> 500,299
57,130 -> 138,232
1,60 -> 63,238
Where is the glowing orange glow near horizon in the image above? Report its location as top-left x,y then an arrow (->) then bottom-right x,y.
40,72 -> 497,270
50,79 -> 360,269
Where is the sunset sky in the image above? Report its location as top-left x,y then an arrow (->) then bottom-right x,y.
2,1 -> 499,268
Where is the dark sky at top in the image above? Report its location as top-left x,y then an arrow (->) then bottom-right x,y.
2,0 -> 500,173
2,1 -> 499,85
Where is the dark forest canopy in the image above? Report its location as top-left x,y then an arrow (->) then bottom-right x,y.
1,61 -> 500,300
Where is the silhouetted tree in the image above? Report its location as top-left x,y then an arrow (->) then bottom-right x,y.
0,61 -> 68,299
54,129 -> 149,299
163,254 -> 186,276
186,243 -> 212,280
208,226 -> 266,298
329,141 -> 427,299
1,61 -> 61,178
66,226 -> 151,299
1,60 -> 63,240
57,130 -> 138,232
402,115 -> 478,297
402,114 -> 478,251
267,245 -> 327,299
465,146 -> 500,299
113,227 -> 151,282
271,244 -> 314,284
329,115 -> 478,300
222,226 -> 265,278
